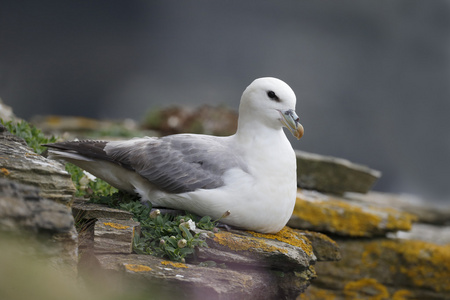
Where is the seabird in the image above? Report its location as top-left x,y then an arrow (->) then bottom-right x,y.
45,77 -> 304,233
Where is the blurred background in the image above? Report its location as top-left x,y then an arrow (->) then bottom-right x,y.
0,0 -> 449,204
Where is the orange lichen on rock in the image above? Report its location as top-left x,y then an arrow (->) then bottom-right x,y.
161,261 -> 188,268
103,222 -> 130,230
213,231 -> 288,254
0,168 -> 10,176
293,196 -> 382,236
343,278 -> 389,300
383,240 -> 450,292
298,286 -> 337,300
391,289 -> 413,300
125,264 -> 152,272
247,226 -> 314,257
293,195 -> 416,237
361,239 -> 450,292
385,213 -> 416,231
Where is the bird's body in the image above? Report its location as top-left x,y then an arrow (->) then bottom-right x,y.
46,77 -> 304,233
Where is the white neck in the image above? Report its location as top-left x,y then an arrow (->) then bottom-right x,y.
235,120 -> 288,152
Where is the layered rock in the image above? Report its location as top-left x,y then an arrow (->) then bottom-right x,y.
289,189 -> 450,300
73,200 -> 340,299
289,190 -> 416,237
295,150 -> 381,195
0,124 -> 78,277
0,124 -> 76,205
301,238 -> 450,299
0,179 -> 78,275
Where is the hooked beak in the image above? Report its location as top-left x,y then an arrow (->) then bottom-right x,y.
278,109 -> 304,139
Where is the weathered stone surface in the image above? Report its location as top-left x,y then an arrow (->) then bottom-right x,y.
0,179 -> 78,275
345,191 -> 450,225
0,125 -> 76,205
193,226 -> 318,269
96,253 -> 316,300
301,238 -> 450,300
301,231 -> 341,262
72,198 -> 134,220
94,218 -> 140,254
390,223 -> 450,245
0,99 -> 18,121
289,189 -> 416,237
0,179 -> 75,233
296,150 -> 381,195
75,200 -> 340,299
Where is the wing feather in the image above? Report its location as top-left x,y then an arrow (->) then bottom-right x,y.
46,135 -> 247,194
105,135 -> 247,193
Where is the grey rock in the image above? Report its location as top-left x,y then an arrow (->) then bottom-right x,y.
289,189 -> 416,237
193,228 -> 317,270
0,127 -> 76,205
0,179 -> 78,275
75,201 -> 340,299
296,150 -> 381,195
0,99 -> 18,122
0,179 -> 74,233
95,253 -> 316,300
72,198 -> 134,220
305,237 -> 450,300
94,218 -> 140,254
345,191 -> 450,225
389,223 -> 450,245
301,231 -> 341,261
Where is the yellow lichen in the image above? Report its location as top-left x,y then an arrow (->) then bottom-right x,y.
161,261 -> 188,268
298,286 -> 337,300
213,231 -> 288,254
293,196 -> 383,236
0,168 -> 10,176
382,240 -> 450,292
391,289 -> 412,300
343,278 -> 389,300
103,222 -> 130,230
247,226 -> 314,257
125,264 -> 152,272
361,239 -> 450,292
293,195 -> 416,237
361,242 -> 382,269
385,212 -> 416,231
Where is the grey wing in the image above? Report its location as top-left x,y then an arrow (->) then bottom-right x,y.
106,135 -> 247,194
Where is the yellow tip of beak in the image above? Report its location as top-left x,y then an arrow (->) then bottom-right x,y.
294,123 -> 304,140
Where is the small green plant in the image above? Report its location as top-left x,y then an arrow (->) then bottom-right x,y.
65,163 -> 118,198
0,118 -> 218,263
88,191 -> 217,262
1,119 -> 57,154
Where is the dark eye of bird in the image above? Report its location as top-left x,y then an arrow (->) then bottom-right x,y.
267,91 -> 280,102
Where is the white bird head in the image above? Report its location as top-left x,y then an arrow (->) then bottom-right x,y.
238,77 -> 304,139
